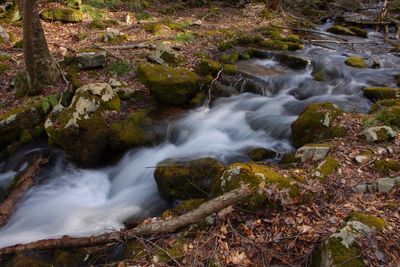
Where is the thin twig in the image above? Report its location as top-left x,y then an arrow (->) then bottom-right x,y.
206,68 -> 224,109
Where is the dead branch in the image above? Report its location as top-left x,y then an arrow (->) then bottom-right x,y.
0,184 -> 253,256
270,24 -> 348,42
0,156 -> 49,227
206,68 -> 224,109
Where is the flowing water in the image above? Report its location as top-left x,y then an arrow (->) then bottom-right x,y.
0,25 -> 399,248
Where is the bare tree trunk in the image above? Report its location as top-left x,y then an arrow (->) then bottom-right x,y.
0,185 -> 253,256
23,0 -> 59,95
270,0 -> 282,11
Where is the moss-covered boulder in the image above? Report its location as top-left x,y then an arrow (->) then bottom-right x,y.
137,63 -> 200,105
195,59 -> 222,76
312,212 -> 386,267
44,83 -> 120,165
369,99 -> 400,113
314,156 -> 339,181
373,159 -> 400,175
363,126 -> 396,143
345,56 -> 367,68
154,158 -> 225,200
40,8 -> 83,23
211,163 -> 300,210
0,98 -> 48,152
376,106 -> 400,128
291,103 -> 346,148
363,87 -> 400,102
327,25 -> 355,36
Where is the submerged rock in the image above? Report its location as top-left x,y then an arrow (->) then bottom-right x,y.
291,103 -> 346,148
211,163 -> 300,210
137,63 -> 200,105
40,8 -> 83,23
76,50 -> 107,70
345,56 -> 367,68
363,126 -> 396,143
154,158 -> 225,200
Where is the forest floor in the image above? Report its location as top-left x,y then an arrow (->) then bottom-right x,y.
0,1 -> 400,266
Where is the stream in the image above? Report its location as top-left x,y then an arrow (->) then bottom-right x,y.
0,24 -> 399,248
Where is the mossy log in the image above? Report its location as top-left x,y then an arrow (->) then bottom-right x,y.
0,185 -> 253,256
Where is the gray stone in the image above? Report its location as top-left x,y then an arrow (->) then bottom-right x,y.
295,144 -> 331,162
377,177 -> 400,193
103,28 -> 123,42
363,126 -> 397,143
148,42 -> 180,66
76,50 -> 107,70
0,25 -> 10,44
109,78 -> 122,88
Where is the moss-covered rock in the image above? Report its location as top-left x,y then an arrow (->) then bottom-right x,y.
211,163 -> 299,210
172,198 -> 206,215
327,25 -> 355,36
345,56 -> 367,68
247,147 -> 276,161
312,212 -> 386,267
369,99 -> 400,113
137,63 -> 200,105
363,87 -> 400,102
195,59 -> 222,76
363,126 -> 396,143
376,106 -> 400,128
279,152 -> 301,164
220,51 -> 240,64
44,83 -> 120,165
223,64 -> 237,75
348,26 -> 368,38
40,8 -> 83,23
6,254 -> 51,267
373,159 -> 400,175
314,156 -> 339,181
109,109 -> 156,151
291,103 -> 346,148
0,98 -> 48,151
295,143 -> 331,162
154,158 -> 225,200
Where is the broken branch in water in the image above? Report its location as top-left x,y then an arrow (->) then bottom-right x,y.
0,184 -> 253,256
0,155 -> 49,227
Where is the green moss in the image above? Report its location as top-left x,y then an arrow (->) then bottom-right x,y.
124,241 -> 146,260
363,87 -> 400,102
345,56 -> 367,68
280,152 -> 301,164
327,25 -> 355,36
157,239 -> 186,263
109,110 -> 153,149
223,64 -> 237,75
346,212 -> 386,231
19,129 -> 33,144
103,32 -> 129,44
174,32 -> 196,43
220,51 -> 239,64
172,198 -> 206,215
384,201 -> 397,210
194,59 -> 222,76
319,237 -> 364,267
217,40 -> 235,52
88,19 -> 119,30
144,22 -> 163,34
155,158 -> 225,200
348,26 -> 368,38
0,63 -> 10,74
54,249 -> 86,267
0,53 -> 11,62
107,59 -> 131,76
6,254 -> 51,267
136,12 -> 153,21
370,99 -> 400,113
61,91 -> 74,107
315,156 -> 339,181
377,106 -> 400,128
248,147 -> 276,161
137,63 -> 200,105
107,95 -> 121,111
40,8 -> 83,23
236,35 -> 263,45
190,91 -> 206,106
211,163 -> 299,210
13,40 -> 24,49
373,159 -> 400,175
291,103 -> 346,148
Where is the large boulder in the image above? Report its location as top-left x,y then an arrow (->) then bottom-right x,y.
211,163 -> 300,210
291,103 -> 347,148
363,87 -> 400,102
376,106 -> 400,128
40,8 -> 83,23
137,63 -> 200,105
45,83 -> 121,165
154,158 -> 225,200
312,212 -> 386,267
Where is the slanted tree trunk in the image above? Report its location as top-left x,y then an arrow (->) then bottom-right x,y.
23,0 -> 59,95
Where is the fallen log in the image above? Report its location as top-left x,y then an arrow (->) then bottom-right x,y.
0,184 -> 253,256
0,155 -> 49,227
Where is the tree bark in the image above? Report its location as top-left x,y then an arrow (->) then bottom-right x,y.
0,156 -> 49,227
23,0 -> 59,95
270,0 -> 282,11
0,185 -> 253,256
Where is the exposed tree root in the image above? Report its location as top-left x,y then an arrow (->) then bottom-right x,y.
0,155 -> 49,228
0,184 -> 253,256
